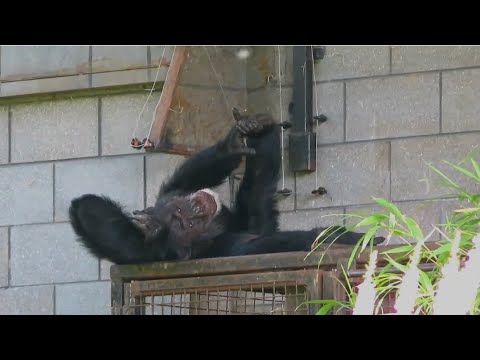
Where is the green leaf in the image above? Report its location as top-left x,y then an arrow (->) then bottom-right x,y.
382,244 -> 415,255
354,214 -> 388,228
426,163 -> 469,196
471,158 -> 480,179
405,216 -> 424,240
316,301 -> 338,315
391,229 -> 413,237
386,213 -> 395,229
360,225 -> 381,253
374,198 -> 405,223
418,270 -> 434,295
385,256 -> 409,273
443,160 -> 480,183
454,207 -> 480,213
347,236 -> 364,270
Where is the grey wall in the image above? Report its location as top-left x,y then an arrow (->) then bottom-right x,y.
0,45 -> 240,314
246,46 -> 480,244
1,45 -> 479,314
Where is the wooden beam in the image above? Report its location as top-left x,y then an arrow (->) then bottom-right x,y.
145,46 -> 188,152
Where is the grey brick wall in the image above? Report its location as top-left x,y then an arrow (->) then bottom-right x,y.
54,156 -> 144,222
247,45 -> 480,248
55,281 -> 111,315
0,107 -> 8,164
1,45 -> 479,315
10,98 -> 99,163
0,285 -> 54,315
0,227 -> 8,288
346,73 -> 440,140
0,46 -> 249,315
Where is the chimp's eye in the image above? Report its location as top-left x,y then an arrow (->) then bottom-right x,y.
189,222 -> 193,228
177,208 -> 181,213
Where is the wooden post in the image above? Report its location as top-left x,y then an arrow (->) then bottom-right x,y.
145,46 -> 188,152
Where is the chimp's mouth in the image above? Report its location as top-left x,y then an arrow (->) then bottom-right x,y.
191,188 -> 221,217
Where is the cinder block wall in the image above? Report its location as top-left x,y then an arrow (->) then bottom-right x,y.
1,45 -> 479,314
246,46 -> 480,244
0,45 -> 244,314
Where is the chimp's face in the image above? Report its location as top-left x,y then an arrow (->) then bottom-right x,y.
132,189 -> 222,260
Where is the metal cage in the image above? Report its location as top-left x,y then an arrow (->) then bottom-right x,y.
110,245 -> 362,315
109,244 -> 436,315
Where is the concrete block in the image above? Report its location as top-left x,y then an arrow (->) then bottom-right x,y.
145,152 -> 187,206
279,208 -> 345,231
10,98 -> 98,163
346,73 -> 440,140
248,78 -> 343,145
55,156 -> 144,222
392,46 -> 480,73
92,46 -> 148,72
312,82 -> 344,144
0,163 -> 53,226
1,75 -> 89,97
315,46 -> 390,81
10,222 -> 98,286
0,107 -> 8,164
442,68 -> 480,133
92,69 -> 150,88
55,281 -> 111,315
0,285 -> 54,315
148,45 -> 173,82
101,92 -> 162,156
296,142 -> 390,209
246,46 -> 293,89
0,227 -> 8,287
162,86 -> 247,151
1,46 -> 89,80
151,46 -> 246,89
246,86 -> 292,126
391,133 -> 480,201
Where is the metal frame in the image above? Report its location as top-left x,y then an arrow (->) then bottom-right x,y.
110,246 -> 358,315
109,244 -> 421,315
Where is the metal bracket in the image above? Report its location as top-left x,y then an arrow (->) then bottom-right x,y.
288,46 -> 326,172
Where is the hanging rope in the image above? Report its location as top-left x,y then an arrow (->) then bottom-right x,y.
131,45 -> 168,149
310,45 -> 328,197
203,46 -> 237,122
145,46 -> 177,144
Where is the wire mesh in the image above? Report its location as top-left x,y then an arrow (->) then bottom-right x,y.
122,281 -> 309,315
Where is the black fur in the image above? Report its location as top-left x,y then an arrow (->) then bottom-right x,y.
69,111 -> 384,264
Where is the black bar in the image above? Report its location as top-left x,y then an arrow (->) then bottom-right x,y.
289,46 -> 316,172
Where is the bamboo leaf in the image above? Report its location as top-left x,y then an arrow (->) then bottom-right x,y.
383,244 -> 415,255
471,158 -> 480,179
316,301 -> 337,315
354,214 -> 388,228
405,216 -> 424,241
360,225 -> 381,253
443,160 -> 480,183
374,198 -> 405,223
385,256 -> 409,273
454,207 -> 480,213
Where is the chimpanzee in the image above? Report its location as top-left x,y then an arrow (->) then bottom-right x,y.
69,109 -> 384,264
